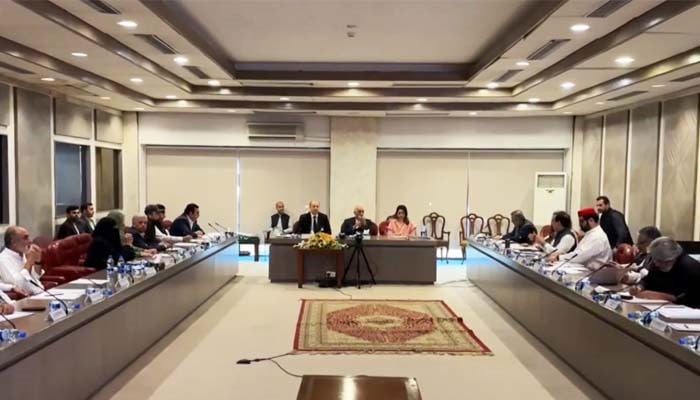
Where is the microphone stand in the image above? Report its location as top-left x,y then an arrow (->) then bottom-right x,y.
27,280 -> 69,313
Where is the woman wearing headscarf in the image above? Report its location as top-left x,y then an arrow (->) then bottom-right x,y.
84,217 -> 136,270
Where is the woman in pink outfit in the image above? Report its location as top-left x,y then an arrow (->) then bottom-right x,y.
386,205 -> 417,238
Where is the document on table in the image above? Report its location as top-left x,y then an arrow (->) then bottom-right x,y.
173,242 -> 198,248
3,311 -> 34,321
658,306 -> 700,321
668,323 -> 700,332
70,278 -> 109,285
31,288 -> 85,301
542,262 -> 585,273
624,297 -> 669,304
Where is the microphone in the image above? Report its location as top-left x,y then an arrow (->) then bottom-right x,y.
549,252 -> 580,276
0,298 -> 17,329
208,222 -> 222,233
27,280 -> 69,313
82,276 -> 106,288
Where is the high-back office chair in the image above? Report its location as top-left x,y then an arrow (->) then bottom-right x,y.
539,225 -> 553,241
459,213 -> 485,263
486,214 -> 511,237
378,220 -> 390,236
422,212 -> 450,262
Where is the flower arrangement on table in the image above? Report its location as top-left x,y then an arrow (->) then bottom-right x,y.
294,232 -> 346,250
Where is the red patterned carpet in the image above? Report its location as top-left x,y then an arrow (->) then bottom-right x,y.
294,299 -> 492,355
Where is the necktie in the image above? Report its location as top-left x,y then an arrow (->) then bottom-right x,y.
312,216 -> 318,233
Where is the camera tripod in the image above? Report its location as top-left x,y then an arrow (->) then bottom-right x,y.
342,237 -> 377,289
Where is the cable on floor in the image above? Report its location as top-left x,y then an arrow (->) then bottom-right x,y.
334,287 -> 353,299
236,351 -> 303,379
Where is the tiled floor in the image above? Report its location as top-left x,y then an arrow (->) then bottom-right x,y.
91,254 -> 605,400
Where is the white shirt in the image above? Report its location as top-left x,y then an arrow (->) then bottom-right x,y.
0,248 -> 44,295
0,289 -> 13,304
543,233 -> 577,255
155,224 -> 183,242
559,225 -> 612,270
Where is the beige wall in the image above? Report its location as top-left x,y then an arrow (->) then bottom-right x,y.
122,112 -> 140,217
330,117 -> 378,231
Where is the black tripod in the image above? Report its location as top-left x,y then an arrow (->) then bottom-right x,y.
342,235 -> 377,289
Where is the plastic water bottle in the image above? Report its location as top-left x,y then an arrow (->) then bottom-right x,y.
0,329 -> 28,344
106,255 -> 115,273
678,336 -> 698,351
420,225 -> 427,238
117,256 -> 126,280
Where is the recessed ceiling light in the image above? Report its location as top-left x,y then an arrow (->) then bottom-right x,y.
347,81 -> 360,87
280,97 -> 290,101
570,24 -> 590,33
165,95 -> 177,99
561,82 -> 575,90
516,104 -> 528,110
177,100 -> 187,106
227,109 -> 236,113
416,97 -> 428,102
615,56 -> 635,66
469,112 -> 478,116
689,54 -> 700,63
619,78 -> 633,86
528,98 -> 540,103
130,77 -> 143,83
219,88 -> 231,95
71,52 -> 88,57
563,111 -> 573,114
135,107 -> 144,111
486,82 -> 499,89
595,101 -> 605,105
117,20 -> 138,28
173,56 -> 189,65
207,80 -> 221,87
651,84 -> 666,88
516,61 -> 530,67
41,77 -> 55,82
100,96 -> 111,100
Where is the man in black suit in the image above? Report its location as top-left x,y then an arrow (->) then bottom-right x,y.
294,200 -> 331,234
270,201 -> 292,234
56,205 -> 86,239
169,203 -> 205,237
340,205 -> 376,236
596,195 -> 633,249
127,215 -> 164,252
79,202 -> 96,233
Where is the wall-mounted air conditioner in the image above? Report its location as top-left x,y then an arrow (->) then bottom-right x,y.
247,122 -> 304,141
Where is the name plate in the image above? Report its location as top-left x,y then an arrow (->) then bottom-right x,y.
604,298 -> 622,311
144,267 -> 157,277
48,308 -> 67,322
649,318 -> 669,333
117,277 -> 130,289
87,291 -> 104,304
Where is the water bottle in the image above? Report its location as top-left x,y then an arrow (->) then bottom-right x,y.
678,336 -> 698,351
420,225 -> 427,238
106,255 -> 115,273
0,329 -> 28,344
117,256 -> 126,280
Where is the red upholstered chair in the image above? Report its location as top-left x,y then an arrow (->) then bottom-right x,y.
378,220 -> 390,236
33,235 -> 53,250
614,244 -> 635,265
539,225 -> 554,242
163,219 -> 173,231
42,234 -> 96,281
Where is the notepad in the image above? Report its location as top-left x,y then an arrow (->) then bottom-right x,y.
70,278 -> 109,285
667,323 -> 700,332
3,311 -> 34,321
658,307 -> 700,321
31,288 -> 85,301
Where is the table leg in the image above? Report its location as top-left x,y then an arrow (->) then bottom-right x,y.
335,253 -> 343,288
296,252 -> 304,288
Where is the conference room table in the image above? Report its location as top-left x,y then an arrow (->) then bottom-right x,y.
467,238 -> 700,400
268,236 -> 446,285
0,236 -> 239,400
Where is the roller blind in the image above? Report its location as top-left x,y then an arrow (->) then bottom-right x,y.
145,148 -> 237,229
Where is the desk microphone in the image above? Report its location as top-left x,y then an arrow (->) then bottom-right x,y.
0,298 -> 17,329
549,252 -> 580,275
208,222 -> 222,234
27,279 -> 69,313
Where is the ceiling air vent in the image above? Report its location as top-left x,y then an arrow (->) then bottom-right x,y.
135,34 -> 177,54
671,72 -> 700,82
385,112 -> 451,117
494,69 -> 523,83
0,61 -> 32,75
81,0 -> 120,14
392,83 -> 465,88
247,122 -> 304,141
244,81 -> 314,87
183,66 -> 210,79
587,0 -> 631,18
527,39 -> 570,60
607,90 -> 647,101
253,110 -> 317,115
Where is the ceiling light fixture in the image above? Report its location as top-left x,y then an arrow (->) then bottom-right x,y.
416,97 -> 428,102
516,104 -> 528,110
177,100 -> 187,106
563,111 -> 573,114
173,56 -> 189,65
280,97 -> 290,101
615,56 -> 635,66
219,88 -> 231,95
347,81 -> 360,87
516,61 -> 530,67
595,101 -> 605,105
561,81 -> 575,89
207,80 -> 221,87
130,77 -> 143,83
100,96 -> 111,100
117,20 -> 138,28
486,82 -> 499,89
570,24 -> 590,33
41,77 -> 55,82
227,109 -> 236,113
528,98 -> 540,103
135,107 -> 144,111
71,52 -> 88,57
619,78 -> 633,86
651,84 -> 666,88
469,112 -> 478,116
165,95 -> 177,99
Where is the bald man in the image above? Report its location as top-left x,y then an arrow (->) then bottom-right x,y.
270,201 -> 291,234
294,200 -> 331,234
340,205 -> 377,236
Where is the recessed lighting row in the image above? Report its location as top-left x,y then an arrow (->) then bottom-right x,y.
570,24 -> 590,33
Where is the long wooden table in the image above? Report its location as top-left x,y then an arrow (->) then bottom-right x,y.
468,239 -> 700,399
0,237 -> 239,400
268,237 -> 443,284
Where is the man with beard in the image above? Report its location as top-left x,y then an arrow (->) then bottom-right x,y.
547,207 -> 612,270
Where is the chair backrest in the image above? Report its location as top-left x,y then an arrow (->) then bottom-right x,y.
422,212 -> 447,240
378,220 -> 390,236
33,235 -> 53,250
163,219 -> 173,230
55,233 -> 92,266
293,221 -> 300,233
460,214 -> 485,240
486,214 -> 511,237
368,222 -> 379,236
540,225 -> 553,241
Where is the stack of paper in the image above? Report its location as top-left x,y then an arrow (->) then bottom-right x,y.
3,311 -> 34,321
658,306 -> 700,322
30,288 -> 85,301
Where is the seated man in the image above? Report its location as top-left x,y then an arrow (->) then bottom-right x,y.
127,215 -> 163,254
144,205 -> 190,244
170,203 -> 205,237
55,205 -> 86,239
295,200 -> 331,234
621,226 -> 662,285
534,211 -> 577,255
0,226 -> 45,297
549,208 -> 612,271
340,205 -> 376,236
502,210 -> 537,244
270,201 -> 292,235
630,237 -> 700,308
79,202 -> 96,233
